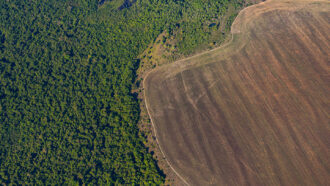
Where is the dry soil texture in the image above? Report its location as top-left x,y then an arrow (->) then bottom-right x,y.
144,0 -> 330,185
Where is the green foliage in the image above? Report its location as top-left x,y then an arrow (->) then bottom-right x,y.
0,0 -> 246,184
172,0 -> 245,55
0,0 -> 165,184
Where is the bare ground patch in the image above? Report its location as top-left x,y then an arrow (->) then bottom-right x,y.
144,0 -> 330,185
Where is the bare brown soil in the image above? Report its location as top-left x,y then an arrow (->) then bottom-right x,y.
144,0 -> 330,185
136,2 -> 262,185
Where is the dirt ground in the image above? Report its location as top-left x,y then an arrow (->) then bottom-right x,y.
144,0 -> 330,185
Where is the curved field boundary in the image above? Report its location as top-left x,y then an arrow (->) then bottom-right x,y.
143,74 -> 190,185
143,0 -> 330,185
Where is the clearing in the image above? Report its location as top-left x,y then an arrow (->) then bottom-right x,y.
144,0 -> 330,185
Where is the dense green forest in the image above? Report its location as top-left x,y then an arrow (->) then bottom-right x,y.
0,0 -> 248,184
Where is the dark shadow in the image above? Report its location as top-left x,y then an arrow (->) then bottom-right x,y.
118,0 -> 137,10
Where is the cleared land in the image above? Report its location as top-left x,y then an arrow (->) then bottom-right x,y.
144,0 -> 330,185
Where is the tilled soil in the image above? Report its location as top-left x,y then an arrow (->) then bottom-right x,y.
144,0 -> 330,185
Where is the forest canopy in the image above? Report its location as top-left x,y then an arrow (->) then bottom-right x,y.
0,0 -> 247,184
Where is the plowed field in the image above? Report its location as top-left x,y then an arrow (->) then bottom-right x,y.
144,0 -> 330,185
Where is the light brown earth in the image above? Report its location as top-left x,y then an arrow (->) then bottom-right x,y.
144,0 -> 330,185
